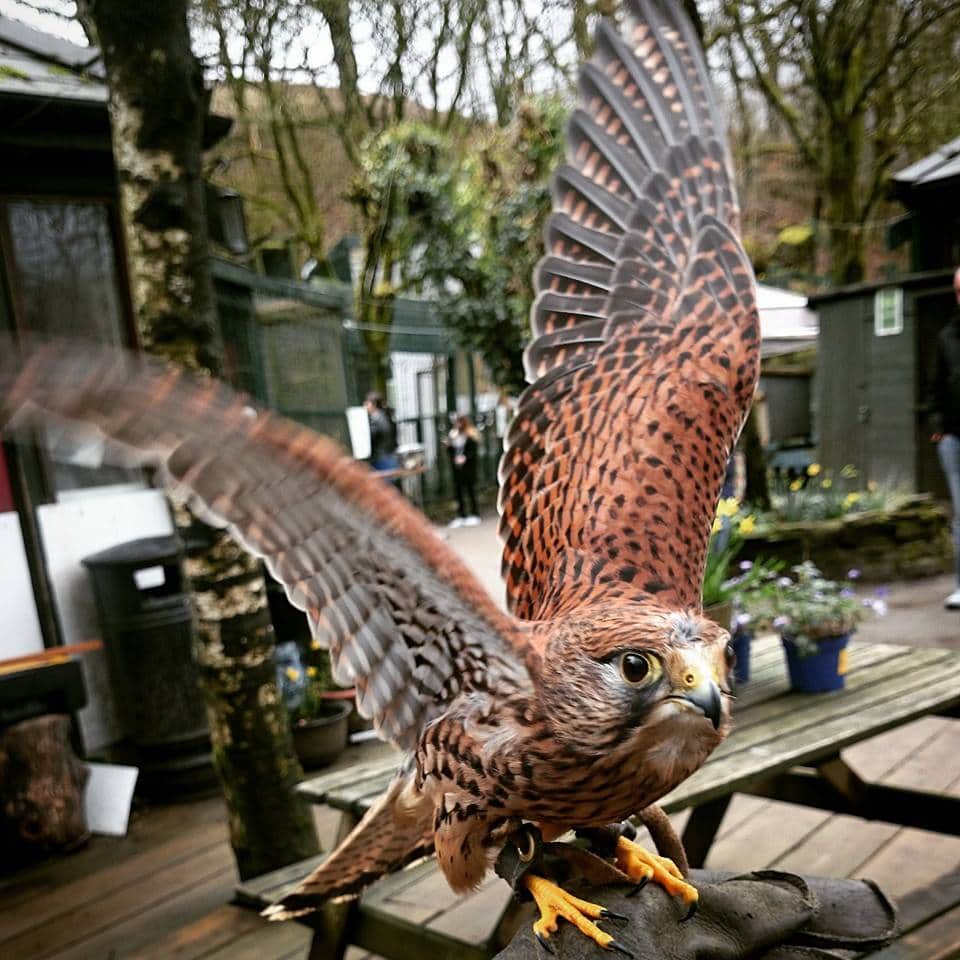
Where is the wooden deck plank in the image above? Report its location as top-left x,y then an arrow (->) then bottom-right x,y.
857,834 -> 960,930
0,794 -> 228,915
704,799 -> 831,872
50,862 -> 237,960
2,841 -> 236,958
864,902 -> 960,959
127,904 -> 266,960
0,825 -> 230,943
773,813 -> 898,877
199,918 -> 312,960
845,716 -> 949,781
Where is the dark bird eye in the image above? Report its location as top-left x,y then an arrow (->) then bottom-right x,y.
725,643 -> 737,670
620,652 -> 655,685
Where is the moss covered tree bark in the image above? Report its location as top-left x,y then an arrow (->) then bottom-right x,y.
75,0 -> 318,879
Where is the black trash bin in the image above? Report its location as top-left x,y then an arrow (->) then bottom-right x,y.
82,535 -> 214,794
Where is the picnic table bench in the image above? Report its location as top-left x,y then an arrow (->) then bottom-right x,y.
237,635 -> 960,959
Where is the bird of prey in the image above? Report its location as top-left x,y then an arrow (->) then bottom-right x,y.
1,0 -> 758,951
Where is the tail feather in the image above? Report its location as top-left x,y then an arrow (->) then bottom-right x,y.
263,771 -> 433,920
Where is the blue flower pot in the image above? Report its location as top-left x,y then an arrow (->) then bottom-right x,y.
731,629 -> 752,685
781,633 -> 850,693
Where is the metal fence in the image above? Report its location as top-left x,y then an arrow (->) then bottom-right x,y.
211,259 -> 502,511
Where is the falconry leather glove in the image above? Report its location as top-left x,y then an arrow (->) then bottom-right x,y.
496,847 -> 895,960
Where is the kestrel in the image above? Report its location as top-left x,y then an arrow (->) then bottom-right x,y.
1,0 -> 759,951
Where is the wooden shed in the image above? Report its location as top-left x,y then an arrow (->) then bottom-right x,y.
811,270 -> 955,498
810,136 -> 960,499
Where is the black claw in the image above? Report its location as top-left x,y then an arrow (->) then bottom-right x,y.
600,907 -> 630,923
681,900 -> 699,922
626,876 -> 649,897
535,932 -> 555,954
608,938 -> 635,957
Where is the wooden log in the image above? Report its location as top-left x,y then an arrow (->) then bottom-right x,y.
0,714 -> 89,861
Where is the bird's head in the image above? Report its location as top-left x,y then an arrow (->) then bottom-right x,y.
531,605 -> 733,756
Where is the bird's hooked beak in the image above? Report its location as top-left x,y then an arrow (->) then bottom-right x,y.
669,659 -> 723,729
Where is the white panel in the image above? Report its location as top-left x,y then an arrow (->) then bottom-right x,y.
0,511 -> 45,661
37,489 -> 175,752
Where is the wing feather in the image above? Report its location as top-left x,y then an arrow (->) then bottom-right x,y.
2,342 -> 527,750
499,0 -> 759,618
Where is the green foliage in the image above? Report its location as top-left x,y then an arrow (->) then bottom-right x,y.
766,466 -> 905,524
702,498 -> 779,609
348,99 -> 569,395
286,655 -> 335,723
736,562 -> 885,654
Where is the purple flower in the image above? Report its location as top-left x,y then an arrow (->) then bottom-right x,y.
847,568 -> 861,580
874,586 -> 890,598
863,598 -> 888,617
739,560 -> 754,571
773,615 -> 790,629
840,588 -> 856,598
732,612 -> 752,629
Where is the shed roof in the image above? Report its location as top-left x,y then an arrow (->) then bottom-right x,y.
0,16 -> 105,104
756,283 -> 818,357
0,15 -> 230,146
892,136 -> 960,195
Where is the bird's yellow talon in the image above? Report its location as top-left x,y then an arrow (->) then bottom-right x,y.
615,836 -> 699,908
525,874 -> 618,950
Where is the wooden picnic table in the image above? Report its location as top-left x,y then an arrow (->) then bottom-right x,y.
241,636 -> 960,959
300,635 -> 960,855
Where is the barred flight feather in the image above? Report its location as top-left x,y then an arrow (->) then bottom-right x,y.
498,0 -> 759,618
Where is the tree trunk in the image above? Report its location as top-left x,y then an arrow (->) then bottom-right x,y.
742,403 -> 770,510
76,0 -> 319,879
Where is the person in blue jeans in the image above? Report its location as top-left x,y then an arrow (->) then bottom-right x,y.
931,267 -> 960,609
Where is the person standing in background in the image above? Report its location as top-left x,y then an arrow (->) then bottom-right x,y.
364,392 -> 399,473
931,267 -> 960,609
445,414 -> 480,528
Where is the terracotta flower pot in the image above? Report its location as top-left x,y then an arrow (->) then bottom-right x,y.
291,700 -> 350,769
781,633 -> 851,693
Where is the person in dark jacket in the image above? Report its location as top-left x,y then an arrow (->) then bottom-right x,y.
364,392 -> 399,473
931,267 -> 960,609
445,414 -> 480,528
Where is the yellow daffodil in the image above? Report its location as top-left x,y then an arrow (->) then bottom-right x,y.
285,667 -> 300,681
821,478 -> 833,489
738,515 -> 756,535
842,492 -> 862,510
311,638 -> 322,650
307,666 -> 318,678
806,463 -> 821,477
716,497 -> 740,518
789,479 -> 803,492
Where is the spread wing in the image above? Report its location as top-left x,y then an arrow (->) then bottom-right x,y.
2,342 -> 526,750
498,0 -> 760,620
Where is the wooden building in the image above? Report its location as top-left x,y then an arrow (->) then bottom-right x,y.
810,138 -> 960,497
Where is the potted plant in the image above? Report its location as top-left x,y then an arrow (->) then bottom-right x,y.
738,562 -> 886,693
288,666 -> 352,769
275,642 -> 351,769
701,500 -> 777,684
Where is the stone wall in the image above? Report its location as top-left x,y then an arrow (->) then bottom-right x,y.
738,495 -> 954,582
